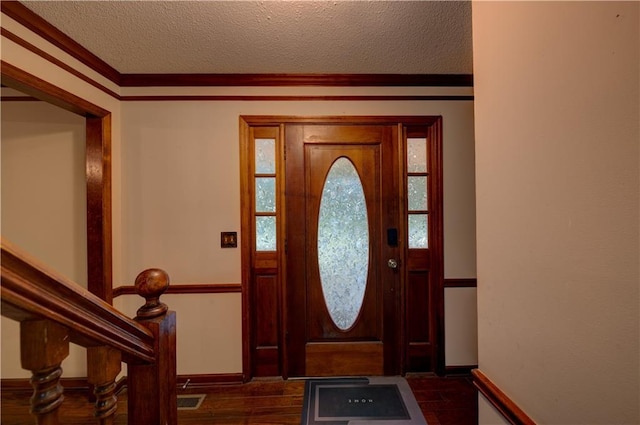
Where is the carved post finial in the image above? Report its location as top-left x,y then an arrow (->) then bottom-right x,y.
134,268 -> 170,319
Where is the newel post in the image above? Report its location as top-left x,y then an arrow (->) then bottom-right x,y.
127,269 -> 177,425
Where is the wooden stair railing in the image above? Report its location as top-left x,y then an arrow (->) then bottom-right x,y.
1,239 -> 177,424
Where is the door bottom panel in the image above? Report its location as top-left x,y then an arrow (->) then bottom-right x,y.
305,342 -> 383,376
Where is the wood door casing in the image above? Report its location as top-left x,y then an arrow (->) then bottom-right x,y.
240,116 -> 444,381
285,124 -> 401,377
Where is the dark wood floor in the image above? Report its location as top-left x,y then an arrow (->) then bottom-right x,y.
1,374 -> 477,424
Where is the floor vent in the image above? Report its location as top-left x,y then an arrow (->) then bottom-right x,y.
177,394 -> 206,410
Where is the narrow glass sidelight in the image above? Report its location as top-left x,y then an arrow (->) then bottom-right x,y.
317,157 -> 369,331
407,138 -> 427,173
255,138 -> 276,174
407,137 -> 428,248
254,138 -> 277,251
256,216 -> 276,251
255,177 -> 276,212
408,214 -> 428,248
407,176 -> 427,211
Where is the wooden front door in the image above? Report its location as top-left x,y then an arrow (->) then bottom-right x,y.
285,124 -> 401,377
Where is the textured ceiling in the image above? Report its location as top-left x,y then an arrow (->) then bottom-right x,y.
21,1 -> 473,75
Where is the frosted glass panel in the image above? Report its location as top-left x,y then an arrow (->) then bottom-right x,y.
407,138 -> 427,173
256,216 -> 276,251
255,138 -> 275,174
317,158 -> 369,330
408,214 -> 428,248
255,177 -> 276,212
408,176 -> 427,211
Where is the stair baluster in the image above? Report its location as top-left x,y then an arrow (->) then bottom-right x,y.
87,346 -> 121,424
20,320 -> 69,425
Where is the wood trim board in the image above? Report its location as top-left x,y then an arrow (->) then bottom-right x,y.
113,283 -> 242,298
2,26 -> 473,101
472,369 -> 536,425
1,1 -> 121,85
121,95 -> 474,101
444,278 -> 477,288
444,365 -> 478,375
1,61 -> 113,305
1,373 -> 244,394
1,28 -> 120,99
2,2 -> 474,91
0,60 -> 109,117
120,73 -> 473,87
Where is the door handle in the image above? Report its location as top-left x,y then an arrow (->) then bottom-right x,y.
387,259 -> 399,269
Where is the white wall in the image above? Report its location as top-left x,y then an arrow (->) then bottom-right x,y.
121,97 -> 478,372
1,100 -> 88,378
473,2 -> 639,424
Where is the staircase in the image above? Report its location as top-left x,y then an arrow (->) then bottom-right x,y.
1,238 -> 177,424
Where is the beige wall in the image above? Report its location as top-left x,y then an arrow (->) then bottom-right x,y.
473,2 -> 639,424
1,10 -> 124,281
1,9 -> 478,379
1,13 -> 122,378
120,98 -> 476,282
1,100 -> 88,378
445,287 -> 477,366
121,98 -> 478,372
478,394 -> 509,425
1,100 -> 87,282
114,293 -> 243,375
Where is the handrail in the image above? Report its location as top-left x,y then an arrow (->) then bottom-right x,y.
472,369 -> 536,425
1,238 -> 155,363
1,238 -> 178,424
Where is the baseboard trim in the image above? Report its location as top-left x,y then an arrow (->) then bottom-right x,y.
177,373 -> 245,389
2,373 -> 244,394
114,373 -> 245,392
444,278 -> 477,288
472,369 -> 536,425
445,365 -> 477,376
1,377 -> 89,392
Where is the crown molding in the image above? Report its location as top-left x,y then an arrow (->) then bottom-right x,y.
3,1 -> 473,89
121,95 -> 473,102
1,1 -> 121,85
120,73 -> 473,87
1,28 -> 120,99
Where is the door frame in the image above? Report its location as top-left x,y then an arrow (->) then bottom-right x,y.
240,116 -> 444,379
1,62 -> 113,302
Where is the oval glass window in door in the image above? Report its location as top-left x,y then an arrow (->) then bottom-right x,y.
317,157 -> 369,330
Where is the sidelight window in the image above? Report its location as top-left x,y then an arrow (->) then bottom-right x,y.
254,138 -> 277,251
407,138 -> 428,248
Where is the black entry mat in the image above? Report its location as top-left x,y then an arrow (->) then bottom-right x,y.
301,377 -> 427,424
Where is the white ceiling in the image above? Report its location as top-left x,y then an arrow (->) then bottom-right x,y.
21,1 -> 473,75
